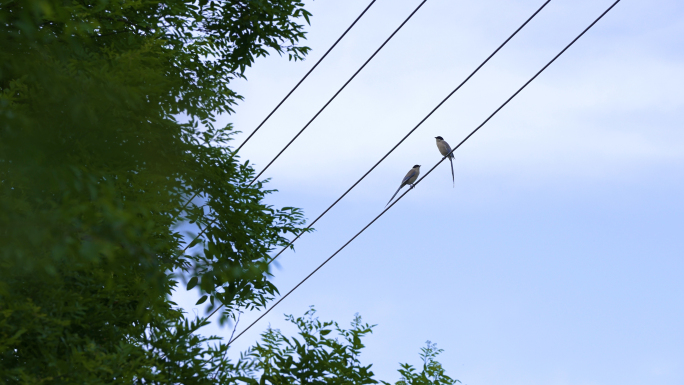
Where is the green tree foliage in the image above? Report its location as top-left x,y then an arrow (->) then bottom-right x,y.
225,307 -> 378,384
1,0 -> 312,382
392,342 -> 460,385
221,307 -> 459,385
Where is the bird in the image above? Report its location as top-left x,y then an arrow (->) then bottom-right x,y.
386,165 -> 421,206
435,136 -> 455,187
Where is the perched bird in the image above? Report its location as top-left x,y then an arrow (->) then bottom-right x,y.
435,136 -> 455,187
386,165 -> 421,206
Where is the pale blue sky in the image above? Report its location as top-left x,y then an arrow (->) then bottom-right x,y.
174,0 -> 684,383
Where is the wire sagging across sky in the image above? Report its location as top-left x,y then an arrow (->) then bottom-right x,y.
221,0 -> 623,347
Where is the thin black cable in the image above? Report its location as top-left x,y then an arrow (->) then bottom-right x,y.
180,0 -> 427,254
264,0 -> 552,266
235,0 -> 378,153
250,0 -> 428,184
223,0 -> 621,346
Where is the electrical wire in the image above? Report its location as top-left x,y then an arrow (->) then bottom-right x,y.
222,0 -> 622,346
235,0 -> 378,153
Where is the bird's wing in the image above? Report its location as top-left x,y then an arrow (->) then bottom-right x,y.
401,170 -> 417,185
444,141 -> 454,159
437,141 -> 448,156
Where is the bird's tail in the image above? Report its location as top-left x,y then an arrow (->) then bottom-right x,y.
449,157 -> 455,188
386,185 -> 402,207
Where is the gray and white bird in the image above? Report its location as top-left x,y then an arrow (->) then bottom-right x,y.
435,136 -> 455,187
386,165 -> 421,206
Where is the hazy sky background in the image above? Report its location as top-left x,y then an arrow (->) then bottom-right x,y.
173,0 -> 684,384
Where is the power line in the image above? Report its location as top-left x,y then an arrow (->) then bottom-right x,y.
235,0 -> 378,153
180,0 -> 427,254
249,0 -> 428,184
196,0 -> 553,322
223,0 -> 622,346
264,0 -> 552,266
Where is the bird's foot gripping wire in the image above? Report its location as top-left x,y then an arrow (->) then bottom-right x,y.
409,183 -> 416,190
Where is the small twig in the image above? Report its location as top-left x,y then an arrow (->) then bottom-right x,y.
212,311 -> 243,380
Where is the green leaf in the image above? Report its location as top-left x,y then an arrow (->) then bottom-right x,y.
186,276 -> 199,290
196,295 -> 208,305
187,237 -> 201,249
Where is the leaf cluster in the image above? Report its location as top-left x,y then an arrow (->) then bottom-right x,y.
240,307 -> 378,384
215,307 -> 460,385
390,341 -> 460,385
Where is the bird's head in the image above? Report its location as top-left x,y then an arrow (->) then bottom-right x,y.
435,136 -> 444,140
413,165 -> 421,169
